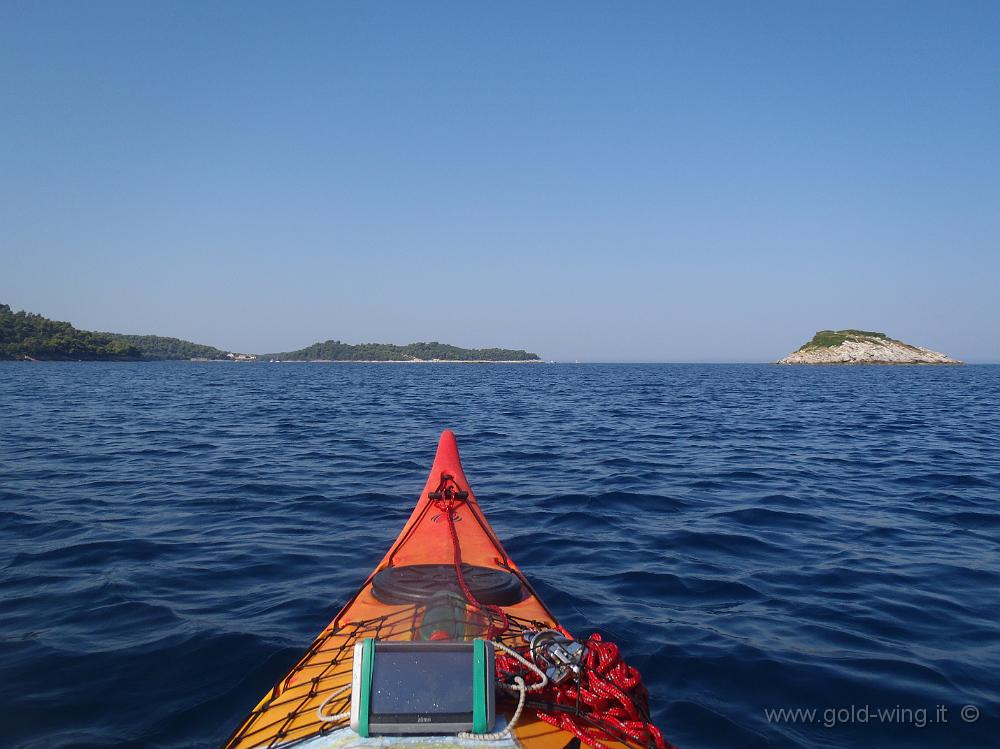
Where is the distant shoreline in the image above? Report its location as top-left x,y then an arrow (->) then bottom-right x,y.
202,358 -> 546,364
1,302 -> 542,363
5,359 -> 998,365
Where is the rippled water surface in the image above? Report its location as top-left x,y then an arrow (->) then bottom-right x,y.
2,363 -> 998,749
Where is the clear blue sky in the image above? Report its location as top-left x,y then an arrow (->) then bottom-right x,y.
2,1 -> 998,361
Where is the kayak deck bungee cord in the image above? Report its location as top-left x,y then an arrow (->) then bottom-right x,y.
223,430 -> 672,749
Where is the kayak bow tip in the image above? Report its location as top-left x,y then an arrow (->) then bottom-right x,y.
430,429 -> 469,490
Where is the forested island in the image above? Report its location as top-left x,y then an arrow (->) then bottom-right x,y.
99,334 -> 229,361
263,340 -> 539,362
0,304 -> 234,361
0,303 -> 539,362
0,304 -> 143,360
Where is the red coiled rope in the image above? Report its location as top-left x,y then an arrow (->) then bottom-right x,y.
432,474 -> 670,749
528,634 -> 671,749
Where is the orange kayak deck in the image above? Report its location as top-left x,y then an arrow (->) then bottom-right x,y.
222,430 -> 632,749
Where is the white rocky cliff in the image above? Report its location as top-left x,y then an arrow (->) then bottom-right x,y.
778,330 -> 961,364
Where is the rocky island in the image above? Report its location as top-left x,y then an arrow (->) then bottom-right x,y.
778,330 -> 961,365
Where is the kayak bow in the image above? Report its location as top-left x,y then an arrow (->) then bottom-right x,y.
223,430 -> 666,749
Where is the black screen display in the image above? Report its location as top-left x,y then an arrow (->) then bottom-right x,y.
370,648 -> 473,716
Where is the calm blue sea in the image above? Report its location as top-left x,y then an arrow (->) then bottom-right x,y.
2,363 -> 998,749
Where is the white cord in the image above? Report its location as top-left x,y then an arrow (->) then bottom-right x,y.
316,684 -> 351,724
495,639 -> 550,692
457,640 -> 549,741
458,676 -> 526,741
